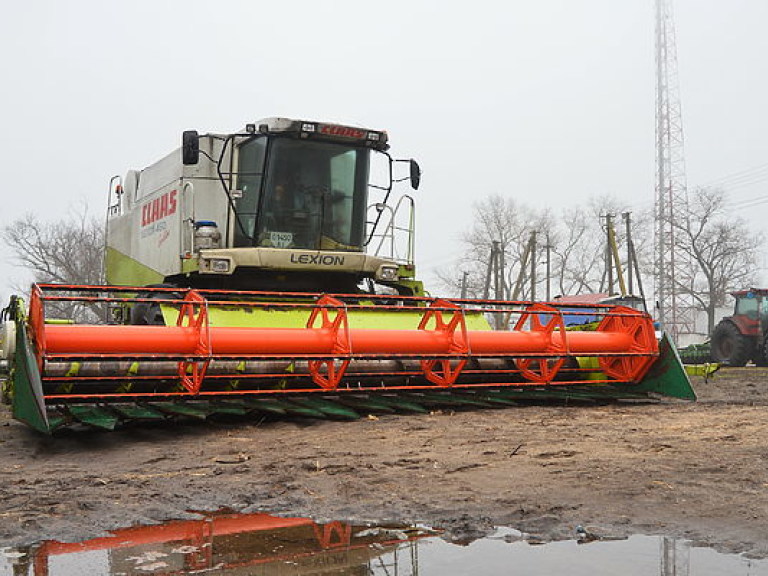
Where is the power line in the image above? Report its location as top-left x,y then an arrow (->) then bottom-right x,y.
697,161 -> 768,189
705,175 -> 768,191
729,195 -> 768,211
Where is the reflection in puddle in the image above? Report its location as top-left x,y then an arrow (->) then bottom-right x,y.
1,513 -> 766,575
1,513 -> 430,575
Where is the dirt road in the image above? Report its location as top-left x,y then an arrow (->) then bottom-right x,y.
1,368 -> 767,557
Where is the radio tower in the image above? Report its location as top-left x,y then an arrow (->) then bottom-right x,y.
654,0 -> 694,341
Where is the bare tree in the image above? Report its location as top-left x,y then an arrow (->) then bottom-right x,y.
549,195 -> 653,299
672,187 -> 763,334
552,206 -> 602,296
3,209 -> 105,321
438,193 -> 655,305
437,188 -> 759,338
436,195 -> 550,300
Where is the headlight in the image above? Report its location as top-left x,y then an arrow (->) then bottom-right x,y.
376,265 -> 398,282
211,258 -> 231,273
204,258 -> 231,273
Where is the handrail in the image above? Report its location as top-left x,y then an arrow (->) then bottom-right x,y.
368,194 -> 415,265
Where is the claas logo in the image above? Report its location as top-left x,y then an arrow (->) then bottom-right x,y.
141,190 -> 178,227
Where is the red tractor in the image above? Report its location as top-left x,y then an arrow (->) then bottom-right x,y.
710,288 -> 768,366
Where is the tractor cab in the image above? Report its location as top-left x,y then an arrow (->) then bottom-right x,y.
724,289 -> 768,341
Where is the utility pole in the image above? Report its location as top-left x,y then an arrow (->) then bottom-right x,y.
493,240 -> 503,301
483,241 -> 506,329
498,242 -> 507,300
545,234 -> 552,301
605,214 -> 614,295
529,231 -> 537,301
460,271 -> 469,299
512,234 -> 533,301
623,212 -> 633,295
607,214 -> 627,296
482,242 -> 496,300
623,212 -> 648,310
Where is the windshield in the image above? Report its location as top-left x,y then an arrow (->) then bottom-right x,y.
735,294 -> 761,320
237,138 -> 370,251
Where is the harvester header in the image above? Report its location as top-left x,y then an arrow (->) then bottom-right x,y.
0,116 -> 695,433
2,283 -> 694,433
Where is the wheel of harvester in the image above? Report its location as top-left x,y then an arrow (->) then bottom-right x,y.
710,321 -> 752,367
129,284 -> 179,326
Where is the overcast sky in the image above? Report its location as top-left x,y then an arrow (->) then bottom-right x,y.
1,0 -> 766,301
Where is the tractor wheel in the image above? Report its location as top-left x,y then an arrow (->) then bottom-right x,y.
1,379 -> 11,405
710,321 -> 752,367
759,334 -> 768,367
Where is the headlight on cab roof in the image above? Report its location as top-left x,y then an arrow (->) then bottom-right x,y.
376,265 -> 399,282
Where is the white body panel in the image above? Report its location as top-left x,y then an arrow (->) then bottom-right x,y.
107,135 -> 229,279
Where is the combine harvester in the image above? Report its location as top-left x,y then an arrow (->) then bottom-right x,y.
0,117 -> 695,433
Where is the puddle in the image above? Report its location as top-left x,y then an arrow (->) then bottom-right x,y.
1,512 -> 766,575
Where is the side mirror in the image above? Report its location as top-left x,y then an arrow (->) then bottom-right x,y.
409,159 -> 421,190
182,130 -> 200,165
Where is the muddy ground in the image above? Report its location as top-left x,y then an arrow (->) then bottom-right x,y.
1,368 -> 767,558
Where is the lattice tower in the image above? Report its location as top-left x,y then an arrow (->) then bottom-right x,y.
654,0 -> 696,341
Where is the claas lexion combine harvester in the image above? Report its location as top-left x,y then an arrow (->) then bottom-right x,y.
0,117 -> 695,433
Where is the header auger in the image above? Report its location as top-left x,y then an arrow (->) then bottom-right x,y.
4,284 -> 694,433
0,116 -> 694,432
